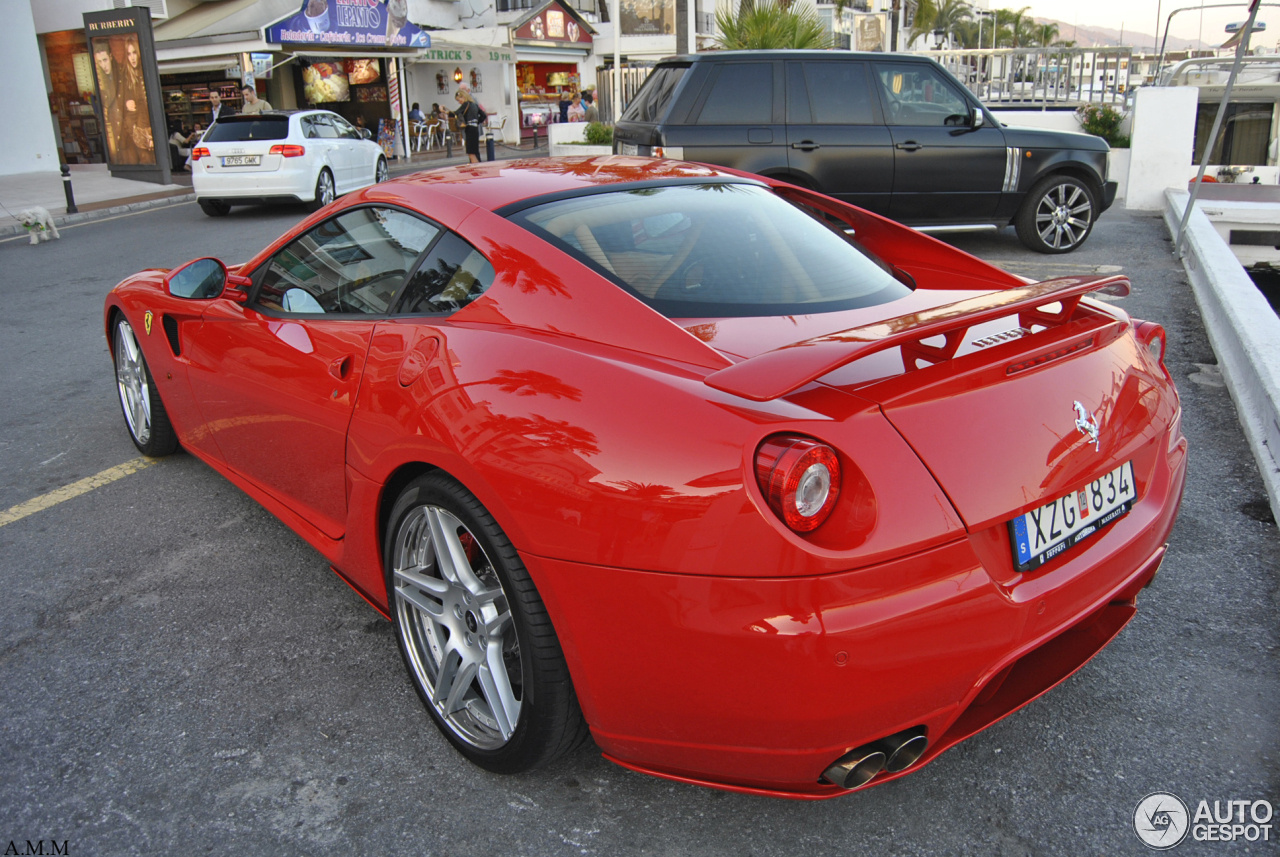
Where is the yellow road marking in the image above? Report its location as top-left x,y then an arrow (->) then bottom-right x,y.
0,458 -> 157,528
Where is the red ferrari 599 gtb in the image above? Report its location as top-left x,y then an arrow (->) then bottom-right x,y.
104,157 -> 1186,798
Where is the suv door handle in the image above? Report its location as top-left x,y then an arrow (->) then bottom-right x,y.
790,141 -> 820,151
895,141 -> 923,152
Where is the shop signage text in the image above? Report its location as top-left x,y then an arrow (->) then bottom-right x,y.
266,0 -> 431,48
423,47 -> 515,63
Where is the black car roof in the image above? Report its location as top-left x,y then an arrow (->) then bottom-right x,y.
658,50 -> 934,63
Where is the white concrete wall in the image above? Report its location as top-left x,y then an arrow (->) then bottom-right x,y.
2,0 -> 62,176
29,0 -> 112,34
990,109 -> 1082,133
1108,149 -> 1131,202
1125,86 -> 1199,210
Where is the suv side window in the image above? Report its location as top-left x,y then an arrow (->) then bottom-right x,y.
694,63 -> 774,125
395,232 -> 495,315
802,62 -> 876,125
256,207 -> 439,315
874,63 -> 971,127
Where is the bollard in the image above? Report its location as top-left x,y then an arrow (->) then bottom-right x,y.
445,129 -> 452,159
532,127 -> 539,151
485,128 -> 495,162
61,164 -> 78,214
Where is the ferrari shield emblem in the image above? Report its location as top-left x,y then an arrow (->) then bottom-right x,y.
143,311 -> 153,335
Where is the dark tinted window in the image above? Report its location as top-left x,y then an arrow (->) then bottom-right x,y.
395,233 -> 495,315
257,208 -> 438,315
621,65 -> 689,124
875,63 -> 971,127
696,64 -> 774,124
804,62 -> 875,125
203,117 -> 290,141
786,63 -> 810,124
511,183 -> 910,318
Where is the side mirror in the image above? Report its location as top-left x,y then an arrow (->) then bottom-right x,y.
971,107 -> 985,128
358,128 -> 372,140
222,271 -> 253,303
166,257 -> 226,299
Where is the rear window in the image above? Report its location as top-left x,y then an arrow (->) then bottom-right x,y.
203,117 -> 290,142
509,183 -> 911,318
621,65 -> 688,124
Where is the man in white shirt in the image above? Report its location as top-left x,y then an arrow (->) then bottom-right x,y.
208,89 -> 232,123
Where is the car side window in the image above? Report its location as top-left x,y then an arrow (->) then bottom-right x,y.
875,63 -> 971,127
786,63 -> 811,124
395,232 -> 495,315
302,116 -> 319,139
695,63 -> 774,125
256,207 -> 440,315
803,62 -> 875,125
313,115 -> 341,139
331,116 -> 360,139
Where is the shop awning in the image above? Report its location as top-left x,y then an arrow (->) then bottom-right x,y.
156,55 -> 242,75
153,0 -> 297,48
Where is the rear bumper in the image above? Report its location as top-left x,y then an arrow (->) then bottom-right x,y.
1102,180 -> 1118,212
523,430 -> 1187,798
193,161 -> 315,202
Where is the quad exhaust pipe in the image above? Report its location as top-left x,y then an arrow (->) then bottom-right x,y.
822,727 -> 929,790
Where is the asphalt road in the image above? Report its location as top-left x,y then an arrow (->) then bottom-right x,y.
0,195 -> 1276,857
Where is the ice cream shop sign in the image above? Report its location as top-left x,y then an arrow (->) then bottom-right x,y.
266,0 -> 431,47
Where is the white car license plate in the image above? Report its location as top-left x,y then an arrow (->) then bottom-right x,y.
1009,461 -> 1136,571
619,142 -> 639,156
221,155 -> 261,167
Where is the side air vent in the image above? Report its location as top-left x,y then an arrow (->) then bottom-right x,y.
161,314 -> 181,356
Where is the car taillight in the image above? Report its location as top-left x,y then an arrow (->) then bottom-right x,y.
1134,320 -> 1168,373
270,144 -> 306,157
754,435 -> 842,532
191,147 -> 210,161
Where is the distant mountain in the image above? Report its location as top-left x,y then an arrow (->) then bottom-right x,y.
1036,18 -> 1213,52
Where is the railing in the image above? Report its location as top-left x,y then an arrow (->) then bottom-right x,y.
596,66 -> 655,124
915,47 -> 1134,107
1159,54 -> 1280,87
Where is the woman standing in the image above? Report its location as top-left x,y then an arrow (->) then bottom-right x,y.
454,89 -> 483,164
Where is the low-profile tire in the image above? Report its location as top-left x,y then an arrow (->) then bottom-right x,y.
375,157 -> 389,184
385,472 -> 590,774
1015,174 -> 1097,254
309,168 -> 335,212
112,316 -> 178,457
198,199 -> 230,217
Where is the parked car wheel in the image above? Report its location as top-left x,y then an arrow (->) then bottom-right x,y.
112,316 -> 178,457
198,199 -> 230,217
1015,175 -> 1096,254
309,168 -> 335,212
375,157 -> 389,184
385,473 -> 590,773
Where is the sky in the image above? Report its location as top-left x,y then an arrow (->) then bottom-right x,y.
1017,0 -> 1272,50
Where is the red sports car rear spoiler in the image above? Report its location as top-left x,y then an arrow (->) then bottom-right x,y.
703,274 -> 1131,402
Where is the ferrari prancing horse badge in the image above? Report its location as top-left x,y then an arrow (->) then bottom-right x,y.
144,311 -> 153,335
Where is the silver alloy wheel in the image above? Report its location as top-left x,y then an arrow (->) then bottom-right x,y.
392,505 -> 522,749
318,170 -> 335,206
1035,182 -> 1093,250
376,159 -> 388,183
114,320 -> 151,446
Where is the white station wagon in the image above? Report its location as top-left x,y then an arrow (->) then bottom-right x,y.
192,109 -> 388,217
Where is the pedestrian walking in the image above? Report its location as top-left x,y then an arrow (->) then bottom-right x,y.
454,89 -> 484,164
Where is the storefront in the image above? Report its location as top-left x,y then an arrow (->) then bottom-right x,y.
404,39 -> 519,146
264,1 -> 432,159
510,1 -> 596,138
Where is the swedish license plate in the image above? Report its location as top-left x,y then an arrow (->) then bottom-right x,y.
619,142 -> 639,156
221,155 -> 261,166
1009,461 -> 1136,571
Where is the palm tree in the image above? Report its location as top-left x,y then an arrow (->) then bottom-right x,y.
933,0 -> 973,46
1034,22 -> 1059,47
715,0 -> 833,49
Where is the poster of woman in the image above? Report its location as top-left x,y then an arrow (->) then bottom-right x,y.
91,34 -> 156,165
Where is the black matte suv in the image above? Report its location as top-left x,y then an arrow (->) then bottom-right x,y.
612,51 -> 1118,253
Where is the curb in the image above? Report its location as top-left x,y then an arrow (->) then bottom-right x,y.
0,191 -> 196,238
1164,188 -> 1280,522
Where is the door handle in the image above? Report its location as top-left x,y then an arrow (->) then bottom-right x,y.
895,141 -> 923,152
790,141 -> 820,151
329,355 -> 353,381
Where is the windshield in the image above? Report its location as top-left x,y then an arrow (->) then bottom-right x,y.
203,117 -> 289,142
509,183 -> 912,318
